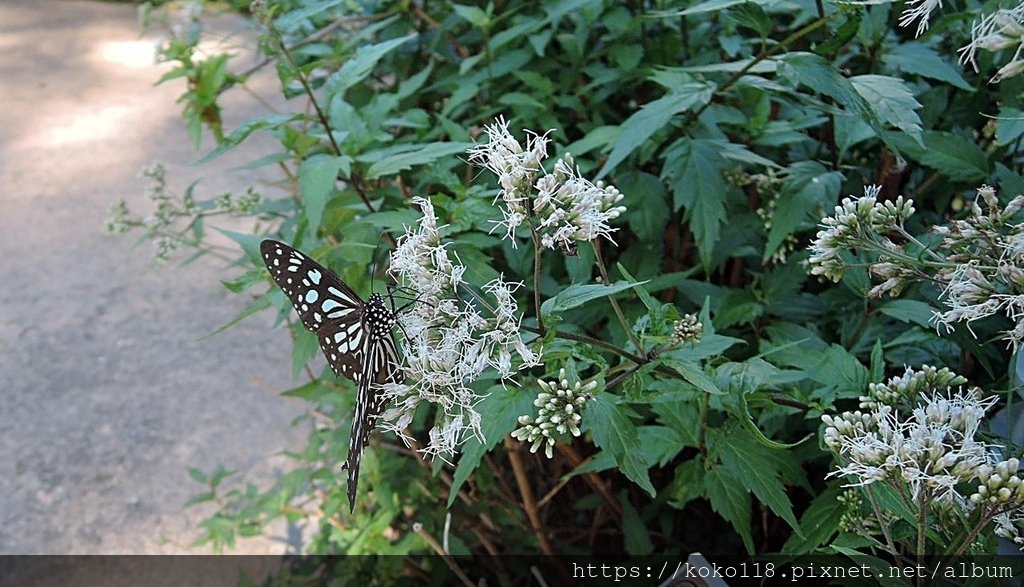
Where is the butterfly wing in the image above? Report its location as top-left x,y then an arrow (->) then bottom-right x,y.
343,297 -> 401,512
262,240 -> 402,512
260,239 -> 366,383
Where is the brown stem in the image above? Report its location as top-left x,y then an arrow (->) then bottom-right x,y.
592,241 -> 643,355
504,437 -> 554,555
413,522 -> 476,587
556,443 -> 623,523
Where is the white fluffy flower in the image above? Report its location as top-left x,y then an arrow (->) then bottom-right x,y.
468,118 -> 626,252
381,197 -> 540,457
824,387 -> 996,504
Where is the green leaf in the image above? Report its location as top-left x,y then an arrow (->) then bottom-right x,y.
597,83 -> 713,179
198,114 -> 299,163
197,293 -> 271,341
291,326 -> 319,378
620,494 -> 654,555
660,358 -> 724,395
449,388 -> 536,506
882,43 -> 973,91
617,171 -> 669,242
323,34 -> 416,96
184,491 -> 216,507
637,425 -> 686,466
883,130 -> 991,182
764,163 -> 843,262
878,299 -> 936,328
540,280 -> 649,316
667,458 -> 705,509
664,0 -> 758,16
779,52 -> 906,145
452,3 -> 490,27
365,142 -> 473,179
616,263 -> 657,312
850,75 -> 923,144
665,138 -> 728,271
215,228 -> 263,264
188,467 -> 208,484
782,485 -> 843,553
585,393 -> 656,497
996,107 -> 1024,146
652,400 -> 701,448
298,154 -> 346,232
718,429 -> 801,532
736,392 -> 811,450
705,466 -> 754,553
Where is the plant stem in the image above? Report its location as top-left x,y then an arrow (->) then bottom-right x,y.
267,21 -> 377,214
413,522 -> 476,587
864,485 -> 899,555
504,437 -> 554,555
592,241 -> 643,356
531,225 -> 546,336
521,325 -> 646,364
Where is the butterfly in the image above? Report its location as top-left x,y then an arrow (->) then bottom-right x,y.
260,239 -> 401,512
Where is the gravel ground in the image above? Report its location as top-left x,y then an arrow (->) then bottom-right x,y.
0,0 -> 311,554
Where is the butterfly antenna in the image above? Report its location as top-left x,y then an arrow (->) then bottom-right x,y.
370,232 -> 388,293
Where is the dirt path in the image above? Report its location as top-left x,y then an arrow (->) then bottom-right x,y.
0,0 -> 309,554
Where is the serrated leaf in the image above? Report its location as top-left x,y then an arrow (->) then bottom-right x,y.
882,43 -> 973,91
878,299 -> 936,328
850,75 -> 923,144
366,142 -> 472,179
884,130 -> 991,182
449,388 -> 536,506
198,114 -> 299,164
617,171 -> 669,242
667,458 -> 705,508
620,494 -> 654,555
665,138 -> 728,271
652,400 -> 701,448
585,393 -> 656,497
540,280 -> 649,316
660,358 -> 724,395
782,485 -> 843,553
291,326 -> 319,378
705,466 -> 754,553
298,154 -> 346,232
718,429 -> 800,532
323,34 -> 416,96
779,52 -> 905,146
598,84 -> 713,179
637,426 -> 686,466
764,163 -> 843,262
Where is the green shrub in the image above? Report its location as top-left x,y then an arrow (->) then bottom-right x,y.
112,0 -> 1024,576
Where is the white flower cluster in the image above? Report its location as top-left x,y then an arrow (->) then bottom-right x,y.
808,185 -> 915,284
960,3 -> 1024,83
382,196 -> 540,458
860,365 -> 967,410
898,0 -> 945,37
972,458 -> 1024,547
823,384 -> 995,504
467,117 -> 626,253
932,186 -> 1024,346
511,369 -> 596,458
671,314 -> 704,344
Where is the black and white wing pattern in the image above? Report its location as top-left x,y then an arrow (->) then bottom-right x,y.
260,239 -> 401,512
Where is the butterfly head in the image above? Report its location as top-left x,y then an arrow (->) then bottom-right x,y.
366,292 -> 397,334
